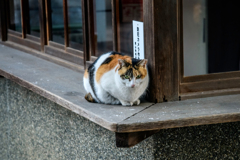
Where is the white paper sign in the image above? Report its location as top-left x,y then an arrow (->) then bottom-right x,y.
133,20 -> 144,59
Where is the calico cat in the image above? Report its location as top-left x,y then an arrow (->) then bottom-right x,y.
83,51 -> 149,106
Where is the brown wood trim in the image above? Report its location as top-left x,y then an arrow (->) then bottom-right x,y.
66,47 -> 84,57
91,56 -> 97,62
144,0 -> 179,102
8,29 -> 22,37
178,0 -> 184,83
44,45 -> 84,66
82,0 -> 90,68
87,0 -> 96,57
115,130 -> 159,148
111,0 -> 119,52
180,88 -> 240,100
45,0 -> 52,42
26,34 -> 41,43
63,0 -> 69,48
49,41 -> 65,50
0,41 -> 84,73
0,0 -> 8,41
8,34 -> 41,51
180,77 -> 240,93
39,0 -> 47,52
20,0 -> 30,38
182,71 -> 240,83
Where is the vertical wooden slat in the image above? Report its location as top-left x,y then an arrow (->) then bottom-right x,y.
39,0 -> 47,52
87,0 -> 96,57
45,0 -> 52,42
63,0 -> 69,48
20,0 -> 30,38
111,0 -> 119,52
9,0 -> 16,30
82,0 -> 90,67
178,0 -> 184,84
0,0 -> 8,41
144,0 -> 179,102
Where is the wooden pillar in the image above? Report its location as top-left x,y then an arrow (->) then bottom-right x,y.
0,0 -> 8,41
38,0 -> 47,52
144,0 -> 180,102
63,0 -> 69,48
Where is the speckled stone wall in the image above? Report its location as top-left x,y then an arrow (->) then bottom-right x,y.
1,77 -> 240,159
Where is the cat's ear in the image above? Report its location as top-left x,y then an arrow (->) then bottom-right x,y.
137,59 -> 148,68
118,59 -> 126,68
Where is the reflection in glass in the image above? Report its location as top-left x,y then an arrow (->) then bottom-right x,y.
183,0 -> 240,76
9,0 -> 22,32
68,0 -> 83,50
117,0 -> 143,56
28,0 -> 40,37
51,0 -> 65,44
94,0 -> 113,56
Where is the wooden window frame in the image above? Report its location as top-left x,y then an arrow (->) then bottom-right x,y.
178,0 -> 240,100
1,0 -> 240,103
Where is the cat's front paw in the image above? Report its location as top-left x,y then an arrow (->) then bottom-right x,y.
133,99 -> 140,105
120,100 -> 132,106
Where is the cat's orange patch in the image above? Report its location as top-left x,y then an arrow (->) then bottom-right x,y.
84,69 -> 88,78
138,67 -> 148,79
96,54 -> 131,83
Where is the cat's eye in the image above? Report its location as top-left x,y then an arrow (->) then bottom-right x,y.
125,75 -> 130,79
136,75 -> 141,79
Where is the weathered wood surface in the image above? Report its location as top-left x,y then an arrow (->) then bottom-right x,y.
144,0 -> 180,102
117,94 -> 240,132
180,88 -> 240,100
180,78 -> 240,93
115,130 -> 159,148
1,44 -> 240,134
44,45 -> 84,66
0,44 -> 153,132
0,0 -> 8,41
0,41 -> 84,73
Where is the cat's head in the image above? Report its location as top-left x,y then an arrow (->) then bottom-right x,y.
116,58 -> 148,88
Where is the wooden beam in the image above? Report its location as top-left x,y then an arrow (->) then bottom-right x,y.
144,0 -> 180,102
45,0 -> 52,42
111,0 -> 119,52
63,0 -> 69,48
39,0 -> 47,52
82,0 -> 90,68
20,0 -> 30,38
0,0 -> 8,41
115,130 -> 159,148
87,0 -> 96,57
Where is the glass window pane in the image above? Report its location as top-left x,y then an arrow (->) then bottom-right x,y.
183,0 -> 240,76
51,0 -> 64,44
68,0 -> 83,50
9,0 -> 22,32
117,0 -> 143,57
28,0 -> 40,37
94,0 -> 113,56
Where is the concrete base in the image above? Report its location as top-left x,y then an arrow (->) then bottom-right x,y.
1,77 -> 240,159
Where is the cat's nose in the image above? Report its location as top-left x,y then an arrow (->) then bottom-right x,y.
131,84 -> 135,88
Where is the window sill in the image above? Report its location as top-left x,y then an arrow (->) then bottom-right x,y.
1,43 -> 240,147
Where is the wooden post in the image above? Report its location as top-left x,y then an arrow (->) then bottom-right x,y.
45,0 -> 52,42
115,130 -> 159,148
143,0 -> 180,102
0,0 -> 8,41
82,0 -> 90,68
20,0 -> 30,38
38,0 -> 47,52
63,0 -> 69,48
